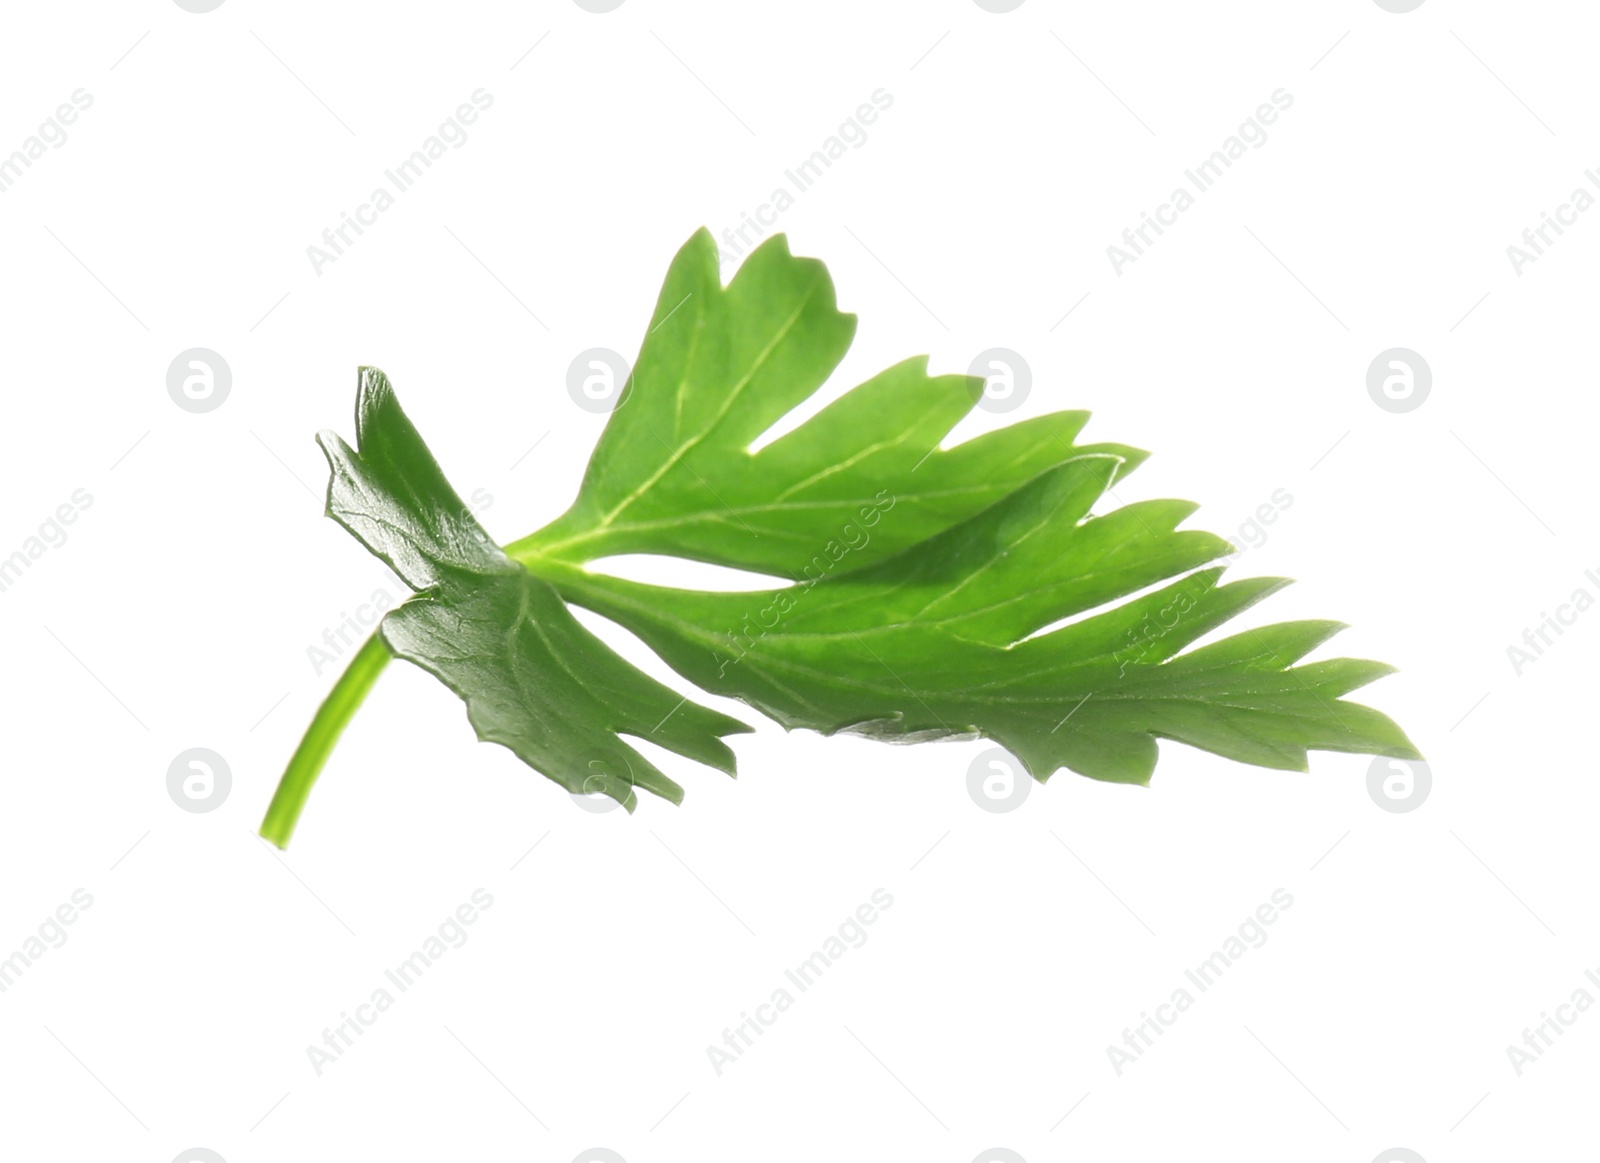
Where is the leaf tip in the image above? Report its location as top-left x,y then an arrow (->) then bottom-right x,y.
353,366 -> 397,443
1375,734 -> 1425,763
356,364 -> 392,400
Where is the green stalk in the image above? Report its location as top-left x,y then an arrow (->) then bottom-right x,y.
259,631 -> 392,849
258,542 -> 579,849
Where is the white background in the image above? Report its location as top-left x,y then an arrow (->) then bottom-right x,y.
0,2 -> 1593,1161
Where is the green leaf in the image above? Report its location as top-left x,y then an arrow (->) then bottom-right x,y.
510,230 -> 1418,786
506,230 -> 1144,580
531,462 -> 1417,787
262,230 -> 1419,846
322,368 -> 749,812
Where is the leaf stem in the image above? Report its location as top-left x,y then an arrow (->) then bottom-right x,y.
262,528 -> 614,848
259,631 -> 392,849
260,531 -> 564,849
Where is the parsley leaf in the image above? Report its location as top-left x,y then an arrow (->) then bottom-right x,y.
260,231 -> 1418,848
506,230 -> 1144,579
259,370 -> 747,844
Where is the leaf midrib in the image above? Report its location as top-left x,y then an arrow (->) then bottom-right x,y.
587,270 -> 825,536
